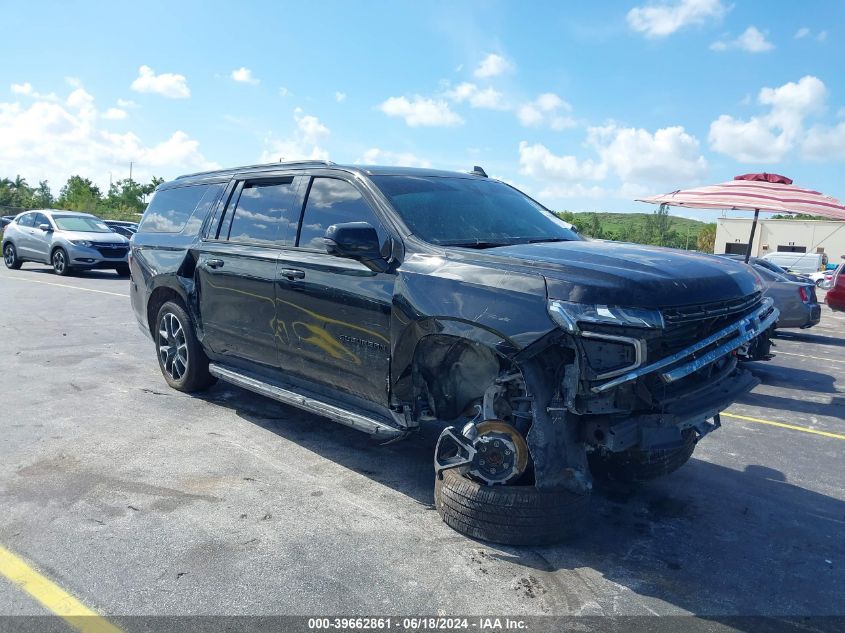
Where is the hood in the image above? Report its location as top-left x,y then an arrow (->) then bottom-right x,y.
455,240 -> 764,309
59,230 -> 129,244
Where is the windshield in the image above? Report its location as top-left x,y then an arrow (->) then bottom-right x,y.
53,216 -> 112,233
370,175 -> 580,247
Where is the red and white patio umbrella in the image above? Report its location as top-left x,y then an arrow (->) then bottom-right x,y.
637,173 -> 845,262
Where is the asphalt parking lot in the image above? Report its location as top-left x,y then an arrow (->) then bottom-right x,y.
0,264 -> 843,624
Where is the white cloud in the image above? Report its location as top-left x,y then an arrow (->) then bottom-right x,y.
131,65 -> 190,99
445,82 -> 508,110
230,67 -> 259,85
817,30 -> 828,42
335,91 -> 347,102
11,82 -> 33,95
627,0 -> 728,38
517,93 -> 575,130
260,108 -> 331,162
589,124 -> 707,184
279,87 -> 290,98
473,53 -> 513,78
518,142 -> 606,182
538,183 -> 607,200
794,27 -> 810,39
356,148 -> 431,167
0,84 -> 215,192
709,75 -> 827,162
802,122 -> 845,161
711,26 -> 774,53
102,108 -> 127,120
116,98 -> 139,108
378,95 -> 463,127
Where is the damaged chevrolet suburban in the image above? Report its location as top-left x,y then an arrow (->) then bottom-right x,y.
130,162 -> 777,545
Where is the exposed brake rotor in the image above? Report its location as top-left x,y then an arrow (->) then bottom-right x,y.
467,420 -> 529,486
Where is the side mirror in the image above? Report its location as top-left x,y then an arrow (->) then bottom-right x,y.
38,223 -> 52,232
323,222 -> 387,272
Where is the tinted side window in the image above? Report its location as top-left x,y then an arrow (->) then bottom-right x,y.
18,213 -> 35,227
298,178 -> 382,251
182,183 -> 225,236
33,213 -> 50,227
139,185 -> 210,233
226,179 -> 299,246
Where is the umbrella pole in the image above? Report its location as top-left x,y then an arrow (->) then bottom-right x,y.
744,208 -> 760,263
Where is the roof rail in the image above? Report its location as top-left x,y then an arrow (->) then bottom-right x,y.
175,160 -> 336,180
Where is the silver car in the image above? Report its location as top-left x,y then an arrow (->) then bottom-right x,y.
2,210 -> 130,276
754,265 -> 821,329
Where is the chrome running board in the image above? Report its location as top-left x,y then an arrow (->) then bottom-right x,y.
208,364 -> 405,439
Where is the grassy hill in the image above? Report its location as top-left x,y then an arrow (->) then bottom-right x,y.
556,210 -> 714,251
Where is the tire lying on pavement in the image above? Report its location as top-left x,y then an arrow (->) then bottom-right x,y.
434,469 -> 589,545
587,428 -> 697,483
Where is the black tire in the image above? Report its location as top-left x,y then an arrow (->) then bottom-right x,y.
115,264 -> 130,277
3,242 -> 22,269
51,247 -> 72,276
154,300 -> 216,392
434,469 -> 590,545
588,429 -> 696,483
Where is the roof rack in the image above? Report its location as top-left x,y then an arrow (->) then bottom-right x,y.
175,160 -> 336,180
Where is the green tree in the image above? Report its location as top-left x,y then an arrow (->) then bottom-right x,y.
31,180 -> 54,208
697,223 -> 717,253
57,175 -> 102,211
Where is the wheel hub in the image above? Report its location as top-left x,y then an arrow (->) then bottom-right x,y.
468,421 -> 529,485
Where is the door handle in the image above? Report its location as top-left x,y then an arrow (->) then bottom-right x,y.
207,258 -> 224,269
281,268 -> 305,280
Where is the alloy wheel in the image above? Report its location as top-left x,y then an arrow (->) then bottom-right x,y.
158,312 -> 189,380
4,245 -> 14,267
52,250 -> 66,274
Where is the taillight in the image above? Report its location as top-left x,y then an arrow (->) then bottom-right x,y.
798,287 -> 809,303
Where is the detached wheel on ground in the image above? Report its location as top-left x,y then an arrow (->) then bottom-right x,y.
115,264 -> 130,277
587,428 -> 696,483
3,243 -> 22,269
51,248 -> 72,276
155,300 -> 216,392
434,469 -> 589,545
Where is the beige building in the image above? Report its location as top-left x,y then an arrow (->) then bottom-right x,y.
714,217 -> 845,262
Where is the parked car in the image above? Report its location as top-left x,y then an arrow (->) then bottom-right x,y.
1,215 -> 14,229
717,254 -> 810,283
130,161 -> 777,545
753,266 -> 820,329
104,220 -> 139,239
826,264 -> 845,312
2,210 -> 130,276
761,252 -> 829,276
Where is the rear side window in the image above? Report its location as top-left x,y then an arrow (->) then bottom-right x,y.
226,179 -> 299,246
139,185 -> 210,233
18,213 -> 35,227
297,178 -> 383,250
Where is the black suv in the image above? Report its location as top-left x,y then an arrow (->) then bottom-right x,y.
130,161 -> 777,544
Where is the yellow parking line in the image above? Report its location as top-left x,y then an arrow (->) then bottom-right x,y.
722,412 -> 845,440
775,350 -> 845,364
0,545 -> 122,633
0,276 -> 128,298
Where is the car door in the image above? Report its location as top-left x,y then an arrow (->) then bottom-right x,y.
12,213 -> 37,258
195,176 -> 306,373
30,213 -> 52,262
274,175 -> 393,405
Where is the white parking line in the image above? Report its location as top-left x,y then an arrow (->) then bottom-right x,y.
776,350 -> 845,364
0,275 -> 129,298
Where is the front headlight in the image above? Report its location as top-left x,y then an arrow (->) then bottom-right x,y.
547,299 -> 664,333
71,240 -> 94,248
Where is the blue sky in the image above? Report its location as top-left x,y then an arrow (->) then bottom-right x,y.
1,0 -> 844,219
